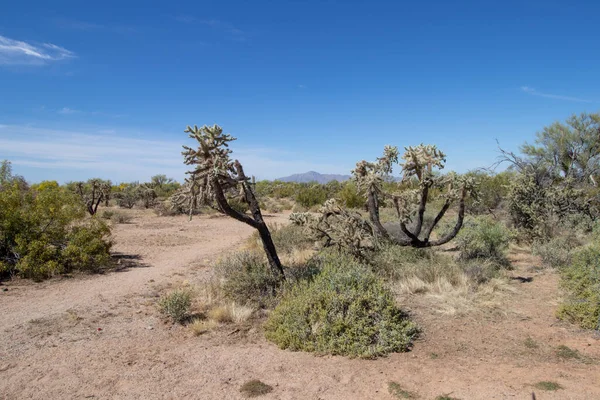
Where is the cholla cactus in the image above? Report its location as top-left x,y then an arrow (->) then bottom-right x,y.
291,199 -> 375,258
171,125 -> 285,279
353,144 -> 474,248
74,179 -> 111,215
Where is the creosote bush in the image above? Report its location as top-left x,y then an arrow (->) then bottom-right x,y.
264,254 -> 419,358
158,289 -> 192,324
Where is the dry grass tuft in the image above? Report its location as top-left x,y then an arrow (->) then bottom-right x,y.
189,318 -> 217,336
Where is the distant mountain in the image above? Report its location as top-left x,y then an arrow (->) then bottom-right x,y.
275,171 -> 351,184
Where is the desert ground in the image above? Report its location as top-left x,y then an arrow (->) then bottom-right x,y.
1,209 -> 599,400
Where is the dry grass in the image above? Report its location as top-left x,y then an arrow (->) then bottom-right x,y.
206,303 -> 254,324
189,318 -> 218,336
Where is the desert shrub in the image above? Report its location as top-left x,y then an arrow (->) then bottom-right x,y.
100,209 -> 115,219
239,380 -> 273,398
227,196 -> 249,214
456,216 -> 511,265
556,244 -> 600,330
269,224 -> 314,255
215,251 -> 282,308
462,260 -> 501,285
62,219 -> 112,272
295,184 -> 328,208
158,289 -> 192,324
337,181 -> 366,209
532,235 -> 580,268
0,173 -> 112,280
264,258 -> 419,358
372,243 -> 477,286
115,183 -> 140,208
15,238 -> 63,281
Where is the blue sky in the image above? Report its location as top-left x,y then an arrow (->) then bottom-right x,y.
1,0 -> 599,183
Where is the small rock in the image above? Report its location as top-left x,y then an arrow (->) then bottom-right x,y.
97,328 -> 102,331
146,326 -> 153,330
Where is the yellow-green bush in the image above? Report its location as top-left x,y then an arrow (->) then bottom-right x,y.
0,165 -> 112,280
264,255 -> 419,358
557,244 -> 600,330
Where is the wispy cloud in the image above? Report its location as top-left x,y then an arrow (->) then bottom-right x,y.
58,107 -> 79,115
55,18 -> 137,34
172,15 -> 247,41
0,35 -> 75,65
0,125 -> 346,182
520,86 -> 592,103
57,107 -> 123,118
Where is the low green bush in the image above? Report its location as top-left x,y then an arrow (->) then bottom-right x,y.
215,251 -> 282,308
158,289 -> 192,324
556,244 -> 600,330
532,235 -> 580,268
295,185 -> 328,208
264,258 -> 419,358
456,216 -> 512,265
337,181 -> 365,209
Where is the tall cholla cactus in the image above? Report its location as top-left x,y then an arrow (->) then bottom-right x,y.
359,144 -> 474,247
172,124 -> 285,279
293,144 -> 475,250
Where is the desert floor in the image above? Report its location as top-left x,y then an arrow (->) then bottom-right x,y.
1,209 -> 599,400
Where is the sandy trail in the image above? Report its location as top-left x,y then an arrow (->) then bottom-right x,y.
1,211 -> 599,400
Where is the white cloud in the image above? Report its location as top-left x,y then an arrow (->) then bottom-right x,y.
0,35 -> 75,65
520,86 -> 591,103
0,125 -> 347,182
58,107 -> 79,115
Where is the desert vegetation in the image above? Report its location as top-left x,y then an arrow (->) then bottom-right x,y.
2,113 -> 600,399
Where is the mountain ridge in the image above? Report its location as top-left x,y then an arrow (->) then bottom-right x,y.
275,171 -> 351,184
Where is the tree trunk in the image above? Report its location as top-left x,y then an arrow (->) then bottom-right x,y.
257,223 -> 285,279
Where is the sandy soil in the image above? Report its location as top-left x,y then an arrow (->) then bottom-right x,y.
1,210 -> 599,400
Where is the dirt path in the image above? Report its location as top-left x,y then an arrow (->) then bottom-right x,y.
1,212 -> 599,399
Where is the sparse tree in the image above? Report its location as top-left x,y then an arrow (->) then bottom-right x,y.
172,125 -> 285,280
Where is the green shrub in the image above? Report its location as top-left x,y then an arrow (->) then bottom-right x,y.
215,251 -> 282,308
264,258 -> 419,358
295,185 -> 328,208
15,238 -> 62,281
158,289 -> 192,324
557,244 -> 600,330
100,210 -> 115,219
337,182 -> 366,209
456,216 -> 511,264
532,235 -> 580,268
62,219 -> 112,272
270,224 -> 314,255
0,173 -> 112,280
